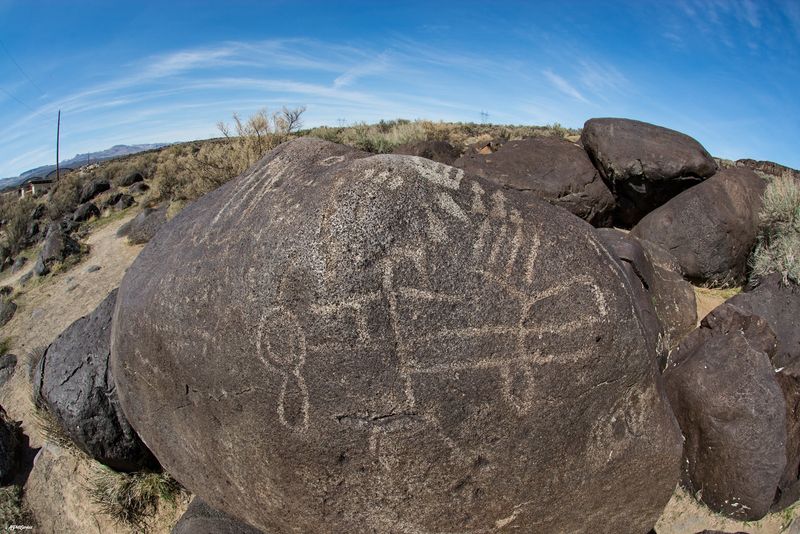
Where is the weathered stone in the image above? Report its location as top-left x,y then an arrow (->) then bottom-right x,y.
736,159 -> 800,181
581,118 -> 717,226
116,207 -> 167,244
72,202 -> 100,222
117,171 -> 144,187
112,137 -> 682,533
0,286 -> 11,297
454,137 -> 615,226
0,353 -> 16,388
35,222 -> 81,276
0,406 -> 20,483
0,299 -> 17,327
79,178 -> 111,203
392,140 -> 461,165
631,168 -> 766,285
11,256 -> 27,273
31,203 -> 46,220
129,182 -> 150,195
113,194 -> 135,211
173,498 -> 264,534
33,289 -> 156,471
664,303 -> 786,520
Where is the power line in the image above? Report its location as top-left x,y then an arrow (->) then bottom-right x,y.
0,85 -> 35,112
0,38 -> 45,95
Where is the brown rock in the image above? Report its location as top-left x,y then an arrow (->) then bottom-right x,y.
581,118 -> 717,226
631,168 -> 766,285
453,137 -> 615,226
392,140 -> 460,165
112,138 -> 682,533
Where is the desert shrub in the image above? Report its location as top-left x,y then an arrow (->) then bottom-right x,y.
0,337 -> 11,357
88,467 -> 183,528
0,485 -> 35,529
47,173 -> 85,220
0,196 -> 37,254
750,176 -> 800,284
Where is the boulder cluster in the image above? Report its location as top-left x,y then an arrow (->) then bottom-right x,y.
3,117 -> 797,533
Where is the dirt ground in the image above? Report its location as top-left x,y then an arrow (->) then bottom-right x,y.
1,213 -> 797,533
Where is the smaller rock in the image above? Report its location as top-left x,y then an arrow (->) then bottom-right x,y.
19,272 -> 32,286
392,140 -> 461,165
129,182 -> 150,195
10,256 -> 27,273
35,223 -> 81,276
86,265 -> 101,273
116,207 -> 167,244
103,192 -> 124,208
30,204 -> 46,220
172,498 -> 264,534
79,179 -> 111,203
0,299 -> 17,327
72,202 -> 100,222
0,286 -> 12,297
0,353 -> 17,387
113,194 -> 135,211
0,407 -> 20,484
117,171 -> 144,187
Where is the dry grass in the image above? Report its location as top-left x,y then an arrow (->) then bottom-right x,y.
87,466 -> 183,528
0,485 -> 36,530
750,176 -> 800,285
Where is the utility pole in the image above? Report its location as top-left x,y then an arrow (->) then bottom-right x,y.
56,109 -> 61,181
480,111 -> 489,124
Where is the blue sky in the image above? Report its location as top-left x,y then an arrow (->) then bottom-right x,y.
0,0 -> 798,177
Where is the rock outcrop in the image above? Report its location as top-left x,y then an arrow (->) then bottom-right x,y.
581,118 -> 717,226
0,406 -> 20,484
79,178 -> 111,203
664,303 -> 785,520
112,137 -> 682,533
392,140 -> 461,165
631,168 -> 766,285
72,202 -> 100,222
173,498 -> 264,534
116,206 -> 167,244
33,289 -> 156,471
34,223 -> 81,276
453,137 -> 615,226
117,171 -> 144,187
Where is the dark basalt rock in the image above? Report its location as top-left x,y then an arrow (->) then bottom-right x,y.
0,353 -> 17,388
117,171 -> 144,187
34,223 -> 81,276
116,207 -> 167,244
11,256 -> 27,273
72,202 -> 100,222
453,137 -> 615,226
392,140 -> 461,165
129,182 -> 150,195
33,289 -> 156,471
631,168 -> 766,285
113,194 -> 135,211
0,299 -> 17,327
79,179 -> 111,203
0,407 -> 20,484
112,137 -> 682,533
581,118 -> 717,226
172,498 -> 264,534
664,303 -> 786,520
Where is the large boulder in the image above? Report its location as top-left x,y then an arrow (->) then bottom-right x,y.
0,406 -> 20,483
595,230 -> 697,360
34,222 -> 81,276
72,201 -> 100,222
664,303 -> 786,520
0,353 -> 16,388
117,171 -> 144,187
33,289 -> 156,471
392,140 -> 461,165
726,274 -> 800,509
631,168 -> 766,285
0,299 -> 16,327
453,137 -> 615,226
112,137 -> 683,533
173,498 -> 264,534
79,178 -> 111,203
581,118 -> 717,226
116,206 -> 167,244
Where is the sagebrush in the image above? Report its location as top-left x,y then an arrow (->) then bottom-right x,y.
750,176 -> 800,285
88,467 -> 183,528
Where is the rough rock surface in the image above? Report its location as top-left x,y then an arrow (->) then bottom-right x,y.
173,498 -> 264,534
595,230 -> 697,359
0,353 -> 17,387
72,202 -> 100,222
0,406 -> 20,483
735,159 -> 800,181
453,137 -> 616,226
0,298 -> 16,327
392,140 -> 461,165
11,256 -> 27,273
114,194 -> 135,210
79,178 -> 111,203
631,168 -> 766,285
34,223 -> 81,276
129,182 -> 150,194
33,289 -> 156,471
116,206 -> 167,244
117,171 -> 144,187
664,303 -> 786,520
112,137 -> 682,533
581,118 -> 717,226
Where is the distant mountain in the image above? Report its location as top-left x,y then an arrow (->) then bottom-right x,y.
0,143 -> 169,192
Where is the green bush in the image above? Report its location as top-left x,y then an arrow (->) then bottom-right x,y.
750,176 -> 800,284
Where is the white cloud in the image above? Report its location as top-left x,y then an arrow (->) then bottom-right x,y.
542,69 -> 589,104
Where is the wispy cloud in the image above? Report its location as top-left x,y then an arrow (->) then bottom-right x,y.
543,69 -> 589,104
